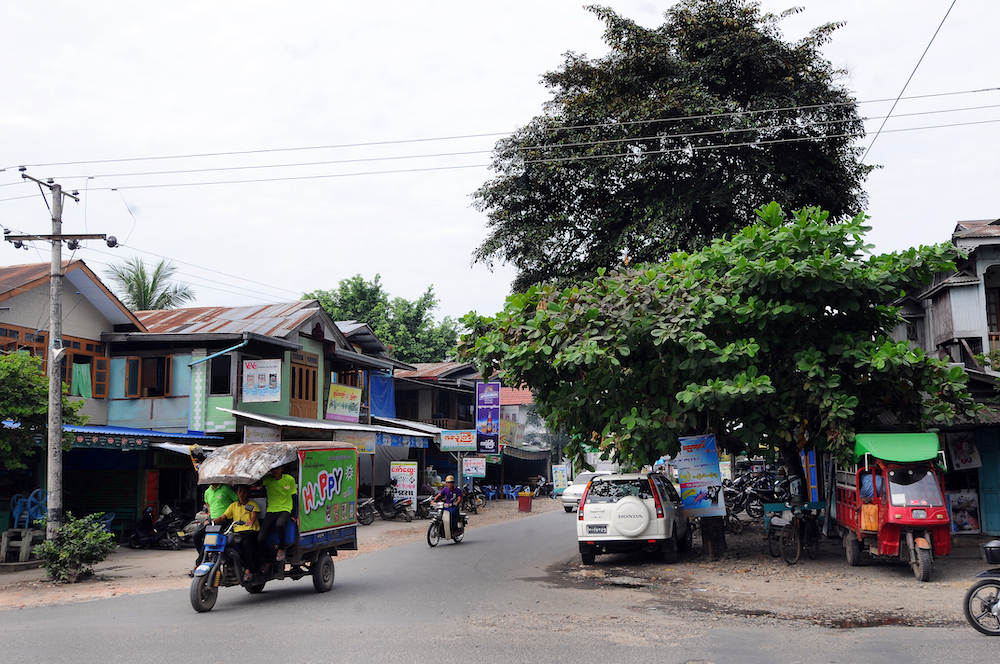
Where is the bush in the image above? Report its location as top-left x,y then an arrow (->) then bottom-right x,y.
34,512 -> 115,583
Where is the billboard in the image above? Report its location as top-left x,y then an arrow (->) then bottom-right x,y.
441,430 -> 477,452
476,381 -> 501,454
326,384 -> 363,423
674,434 -> 725,518
242,359 -> 281,403
298,447 -> 358,534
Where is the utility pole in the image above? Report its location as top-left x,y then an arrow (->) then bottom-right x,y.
5,171 -> 116,539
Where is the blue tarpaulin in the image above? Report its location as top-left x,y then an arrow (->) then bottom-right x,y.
370,374 -> 396,419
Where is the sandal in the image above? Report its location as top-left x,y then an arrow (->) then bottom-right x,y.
275,549 -> 285,562
243,569 -> 253,582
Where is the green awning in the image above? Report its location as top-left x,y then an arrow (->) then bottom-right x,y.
853,433 -> 941,463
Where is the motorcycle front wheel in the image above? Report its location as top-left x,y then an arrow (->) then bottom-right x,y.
746,499 -> 765,519
427,521 -> 441,547
965,579 -> 1000,635
164,532 -> 181,550
190,574 -> 218,612
358,506 -> 375,526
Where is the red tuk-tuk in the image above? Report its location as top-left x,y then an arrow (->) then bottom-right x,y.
833,433 -> 951,582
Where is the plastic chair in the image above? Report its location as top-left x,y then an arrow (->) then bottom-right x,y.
483,485 -> 499,501
97,512 -> 116,533
502,484 -> 516,500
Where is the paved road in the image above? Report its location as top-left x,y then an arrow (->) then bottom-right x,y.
4,510 -> 1000,663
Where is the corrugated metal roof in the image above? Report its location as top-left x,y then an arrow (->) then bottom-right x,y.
953,219 -> 1000,239
137,301 -> 321,339
394,362 -> 480,380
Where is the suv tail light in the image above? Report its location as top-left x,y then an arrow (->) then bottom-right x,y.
649,478 -> 664,518
578,482 -> 593,521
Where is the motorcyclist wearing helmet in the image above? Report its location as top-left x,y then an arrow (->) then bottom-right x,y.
431,475 -> 464,533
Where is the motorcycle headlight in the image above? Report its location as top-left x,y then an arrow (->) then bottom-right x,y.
204,533 -> 220,546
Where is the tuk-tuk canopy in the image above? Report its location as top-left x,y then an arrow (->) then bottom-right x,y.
197,441 -> 356,485
853,433 -> 941,464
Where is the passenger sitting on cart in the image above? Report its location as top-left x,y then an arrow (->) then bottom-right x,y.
258,465 -> 297,566
215,485 -> 260,582
431,475 -> 464,531
860,471 -> 883,500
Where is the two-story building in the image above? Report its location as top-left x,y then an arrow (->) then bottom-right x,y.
892,218 -> 1000,536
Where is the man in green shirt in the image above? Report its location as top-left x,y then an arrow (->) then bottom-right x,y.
258,465 -> 297,566
192,483 -> 238,575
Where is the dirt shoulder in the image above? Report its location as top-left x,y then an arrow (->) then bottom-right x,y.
0,496 -> 562,611
554,516 -> 986,629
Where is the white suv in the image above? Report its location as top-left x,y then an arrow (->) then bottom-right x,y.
576,473 -> 690,564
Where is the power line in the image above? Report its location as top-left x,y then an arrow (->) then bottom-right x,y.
862,0 -> 957,162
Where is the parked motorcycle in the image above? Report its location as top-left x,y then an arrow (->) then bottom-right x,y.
414,495 -> 434,520
374,487 -> 412,522
964,540 -> 1000,635
357,497 -> 377,526
129,505 -> 186,549
426,502 -> 467,546
532,478 -> 554,498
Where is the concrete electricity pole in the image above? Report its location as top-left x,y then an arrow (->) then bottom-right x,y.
6,171 -> 116,539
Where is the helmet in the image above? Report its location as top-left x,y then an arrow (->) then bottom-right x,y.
445,475 -> 455,483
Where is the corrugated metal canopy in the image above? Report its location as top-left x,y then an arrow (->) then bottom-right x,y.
197,441 -> 355,485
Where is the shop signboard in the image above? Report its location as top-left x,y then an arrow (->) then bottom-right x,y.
552,465 -> 569,495
242,359 -> 281,403
476,381 -> 501,454
463,457 -> 486,478
334,430 -> 376,454
391,461 -> 418,507
674,434 -> 726,518
441,429 -> 477,452
326,384 -> 363,423
244,425 -> 281,444
298,447 -> 357,534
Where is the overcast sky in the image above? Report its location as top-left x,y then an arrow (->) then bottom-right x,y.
2,1 -> 997,323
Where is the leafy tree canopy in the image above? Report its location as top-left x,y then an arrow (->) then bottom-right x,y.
473,1 -> 871,291
105,256 -> 196,311
304,274 -> 459,364
0,353 -> 86,469
460,204 -> 981,472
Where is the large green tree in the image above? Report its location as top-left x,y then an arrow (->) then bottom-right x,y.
473,1 -> 871,291
105,257 -> 196,311
0,352 -> 86,469
304,275 -> 459,364
460,204 -> 981,473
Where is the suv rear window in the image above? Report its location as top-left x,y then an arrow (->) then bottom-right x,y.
584,479 -> 654,504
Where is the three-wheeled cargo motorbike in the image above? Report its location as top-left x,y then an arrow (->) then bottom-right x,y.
189,441 -> 358,612
831,432 -> 951,582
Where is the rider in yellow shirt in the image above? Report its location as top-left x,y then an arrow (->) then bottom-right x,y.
215,485 -> 259,581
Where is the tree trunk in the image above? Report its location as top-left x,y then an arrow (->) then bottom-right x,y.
700,516 -> 726,561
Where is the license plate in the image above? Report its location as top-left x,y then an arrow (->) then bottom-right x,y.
587,524 -> 607,535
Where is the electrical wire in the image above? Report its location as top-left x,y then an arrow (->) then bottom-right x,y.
862,0 -> 958,162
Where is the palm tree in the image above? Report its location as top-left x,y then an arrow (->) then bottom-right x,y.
105,257 -> 196,311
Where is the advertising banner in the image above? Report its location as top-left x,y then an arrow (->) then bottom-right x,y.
326,384 -> 363,422
298,448 -> 357,534
552,465 -> 569,495
498,419 -> 517,448
244,425 -> 281,444
242,359 -> 281,403
334,430 -> 376,454
391,461 -> 418,508
441,429 -> 477,452
674,434 -> 725,518
463,457 -> 486,478
948,489 -> 982,533
948,431 -> 982,470
476,381 -> 501,454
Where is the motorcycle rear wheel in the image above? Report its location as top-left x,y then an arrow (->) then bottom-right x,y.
746,499 -> 764,519
427,521 -> 441,547
164,532 -> 181,550
127,533 -> 141,549
965,579 -> 1000,635
190,574 -> 218,612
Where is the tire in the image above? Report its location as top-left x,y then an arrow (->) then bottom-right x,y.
164,532 -> 181,550
427,522 -> 441,547
780,523 -> 801,565
564,506 -> 573,513
581,550 -> 595,565
661,534 -> 678,564
245,582 -> 266,594
768,530 -> 781,557
358,507 -> 375,526
964,579 -> 1000,635
453,528 -> 465,544
913,546 -> 932,582
475,495 -> 486,509
403,512 -> 413,522
677,520 -> 693,552
845,533 -> 861,566
746,499 -> 764,519
312,552 -> 335,593
803,518 -> 821,559
190,574 -> 218,612
128,533 -> 141,549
